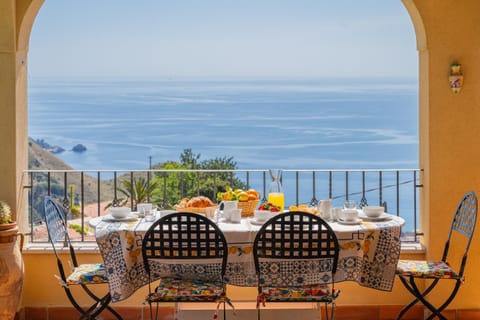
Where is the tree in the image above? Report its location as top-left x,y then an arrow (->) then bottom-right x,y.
151,149 -> 245,208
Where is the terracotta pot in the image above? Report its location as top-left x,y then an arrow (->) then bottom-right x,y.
0,223 -> 17,231
0,225 -> 24,320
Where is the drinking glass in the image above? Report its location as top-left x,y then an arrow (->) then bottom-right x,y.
344,200 -> 357,209
144,207 -> 155,222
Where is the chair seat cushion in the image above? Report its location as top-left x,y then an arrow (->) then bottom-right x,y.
259,285 -> 337,303
66,263 -> 109,285
146,277 -> 225,303
396,260 -> 460,279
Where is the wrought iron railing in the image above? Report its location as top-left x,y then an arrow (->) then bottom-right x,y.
24,168 -> 422,243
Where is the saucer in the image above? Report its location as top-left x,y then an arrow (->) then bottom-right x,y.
131,211 -> 144,217
358,212 -> 393,222
336,218 -> 362,225
103,213 -> 138,222
248,217 -> 267,225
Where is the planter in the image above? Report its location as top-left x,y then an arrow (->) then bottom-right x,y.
0,225 -> 24,320
0,223 -> 17,231
449,64 -> 463,94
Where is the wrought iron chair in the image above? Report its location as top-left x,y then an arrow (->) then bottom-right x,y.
142,212 -> 231,320
396,191 -> 478,320
253,211 -> 340,320
43,196 -> 123,320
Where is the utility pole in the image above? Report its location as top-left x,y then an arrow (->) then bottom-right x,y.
149,156 -> 152,169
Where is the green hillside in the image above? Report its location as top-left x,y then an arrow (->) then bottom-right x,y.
28,139 -> 116,222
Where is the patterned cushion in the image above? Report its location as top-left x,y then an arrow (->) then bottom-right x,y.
396,260 -> 460,279
146,277 -> 225,303
259,284 -> 338,303
66,263 -> 109,285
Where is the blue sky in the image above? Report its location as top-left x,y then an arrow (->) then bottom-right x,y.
28,1 -> 418,80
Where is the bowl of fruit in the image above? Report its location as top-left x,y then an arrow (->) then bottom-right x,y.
254,202 -> 281,222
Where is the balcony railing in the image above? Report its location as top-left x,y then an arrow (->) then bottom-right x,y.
24,168 -> 422,243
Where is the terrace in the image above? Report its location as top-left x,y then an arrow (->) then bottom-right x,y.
2,1 -> 480,319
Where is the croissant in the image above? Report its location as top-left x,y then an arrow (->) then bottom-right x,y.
177,198 -> 190,209
186,196 -> 214,208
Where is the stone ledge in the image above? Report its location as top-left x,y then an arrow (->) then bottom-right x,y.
22,242 -> 425,255
23,242 -> 100,254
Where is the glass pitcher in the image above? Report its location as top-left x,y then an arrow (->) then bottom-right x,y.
268,169 -> 285,212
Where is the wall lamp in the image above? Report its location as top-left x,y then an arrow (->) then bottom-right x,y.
449,63 -> 463,94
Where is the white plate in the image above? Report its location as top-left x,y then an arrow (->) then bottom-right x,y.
358,212 -> 393,222
336,218 -> 362,225
248,217 -> 267,225
103,213 -> 138,222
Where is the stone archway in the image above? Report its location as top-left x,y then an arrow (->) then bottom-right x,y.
8,0 -> 426,228
400,0 -> 429,247
0,0 -> 44,223
13,0 -> 480,313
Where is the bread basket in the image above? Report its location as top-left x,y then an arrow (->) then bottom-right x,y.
174,205 -> 217,217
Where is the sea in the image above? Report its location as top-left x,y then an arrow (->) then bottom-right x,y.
28,77 -> 419,232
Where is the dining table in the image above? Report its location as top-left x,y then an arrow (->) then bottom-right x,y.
90,211 -> 404,302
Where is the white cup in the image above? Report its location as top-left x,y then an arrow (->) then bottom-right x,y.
318,199 -> 332,221
341,209 -> 358,221
222,209 -> 232,222
229,208 -> 242,223
331,207 -> 343,221
220,200 -> 238,211
363,206 -> 385,217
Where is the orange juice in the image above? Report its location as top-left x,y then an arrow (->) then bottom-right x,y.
268,192 -> 285,212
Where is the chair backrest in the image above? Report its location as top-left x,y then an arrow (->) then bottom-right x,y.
142,212 -> 228,281
253,211 -> 339,287
43,196 -> 78,280
443,191 -> 478,275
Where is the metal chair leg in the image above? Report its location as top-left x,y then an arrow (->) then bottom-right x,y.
79,294 -> 110,320
406,277 -> 447,320
424,279 -> 462,320
80,285 -> 122,319
68,284 -> 122,320
224,300 -> 227,320
396,275 -> 440,320
397,274 -> 461,320
64,286 -> 114,320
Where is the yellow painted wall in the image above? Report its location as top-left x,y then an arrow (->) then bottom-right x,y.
0,0 -> 20,220
409,0 -> 480,309
0,0 -> 43,228
3,0 -> 480,311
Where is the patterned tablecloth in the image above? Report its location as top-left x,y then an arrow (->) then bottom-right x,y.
91,214 -> 404,302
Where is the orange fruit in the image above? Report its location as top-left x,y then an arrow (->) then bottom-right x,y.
247,189 -> 259,199
222,192 -> 232,200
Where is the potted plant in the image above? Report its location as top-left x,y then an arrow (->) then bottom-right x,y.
0,199 -> 24,319
0,200 -> 15,230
